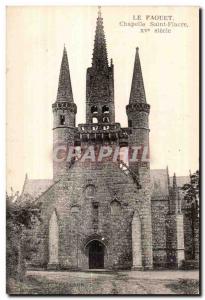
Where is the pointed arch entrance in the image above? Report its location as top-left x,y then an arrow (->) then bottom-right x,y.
86,240 -> 105,269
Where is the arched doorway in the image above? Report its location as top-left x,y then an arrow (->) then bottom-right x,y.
87,240 -> 105,269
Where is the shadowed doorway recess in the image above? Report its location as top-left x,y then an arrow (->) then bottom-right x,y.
87,240 -> 105,269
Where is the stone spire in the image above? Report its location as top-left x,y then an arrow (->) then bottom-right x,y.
173,173 -> 177,188
177,189 -> 182,213
129,47 -> 146,104
166,166 -> 170,187
92,6 -> 108,69
86,6 -> 115,123
168,173 -> 178,214
56,46 -> 74,102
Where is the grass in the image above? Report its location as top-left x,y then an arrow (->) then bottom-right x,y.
7,276 -> 72,295
7,273 -> 200,295
166,279 -> 199,295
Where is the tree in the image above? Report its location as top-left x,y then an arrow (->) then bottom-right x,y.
181,170 -> 199,260
6,191 -> 41,281
181,170 -> 199,214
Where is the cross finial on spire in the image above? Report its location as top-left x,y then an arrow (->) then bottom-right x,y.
92,5 -> 108,68
98,6 -> 101,18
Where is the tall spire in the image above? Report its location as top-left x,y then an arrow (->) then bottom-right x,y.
173,173 -> 177,188
129,47 -> 146,104
177,189 -> 182,213
86,6 -> 115,124
57,46 -> 74,102
92,6 -> 108,69
166,166 -> 170,187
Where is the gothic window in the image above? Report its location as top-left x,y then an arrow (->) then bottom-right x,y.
92,202 -> 99,228
85,184 -> 96,198
128,120 -> 132,127
91,106 -> 98,114
92,117 -> 98,124
102,105 -> 109,114
103,117 -> 109,123
110,200 -> 121,216
103,125 -> 109,130
60,115 -> 65,125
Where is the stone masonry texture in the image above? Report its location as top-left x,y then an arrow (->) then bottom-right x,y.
21,8 -> 198,272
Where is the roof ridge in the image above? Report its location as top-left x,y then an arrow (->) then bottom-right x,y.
34,180 -> 60,203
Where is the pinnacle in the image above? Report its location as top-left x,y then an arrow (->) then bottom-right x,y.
173,173 -> 177,187
56,47 -> 74,103
98,6 -> 102,18
92,6 -> 108,69
129,47 -> 146,104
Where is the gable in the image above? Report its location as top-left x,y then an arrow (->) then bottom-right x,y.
21,178 -> 54,201
150,169 -> 169,198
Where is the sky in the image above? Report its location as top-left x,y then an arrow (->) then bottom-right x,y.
6,6 -> 199,192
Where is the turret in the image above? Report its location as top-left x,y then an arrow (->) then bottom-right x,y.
86,7 -> 115,124
126,47 -> 150,172
127,47 -> 153,269
52,46 -> 77,180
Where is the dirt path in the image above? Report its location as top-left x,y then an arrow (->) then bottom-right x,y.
20,270 -> 199,295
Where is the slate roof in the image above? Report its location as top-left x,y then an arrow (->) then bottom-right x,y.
21,176 -> 54,201
170,176 -> 190,187
150,169 -> 169,198
20,171 -> 190,202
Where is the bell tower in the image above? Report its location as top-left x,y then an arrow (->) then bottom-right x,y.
86,7 -> 115,124
126,47 -> 150,173
52,46 -> 77,180
127,47 -> 153,269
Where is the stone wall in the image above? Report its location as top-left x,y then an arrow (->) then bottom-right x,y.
29,162 -> 136,270
137,166 -> 153,269
151,198 -> 169,268
166,213 -> 185,268
27,156 -> 157,270
53,127 -> 75,181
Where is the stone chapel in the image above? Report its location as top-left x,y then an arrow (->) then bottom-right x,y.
20,8 -> 193,270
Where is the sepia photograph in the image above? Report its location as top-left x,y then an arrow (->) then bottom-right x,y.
6,5 -> 200,295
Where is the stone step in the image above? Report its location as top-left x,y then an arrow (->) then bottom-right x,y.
181,260 -> 199,270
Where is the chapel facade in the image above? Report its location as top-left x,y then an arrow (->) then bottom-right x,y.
21,8 -> 194,270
